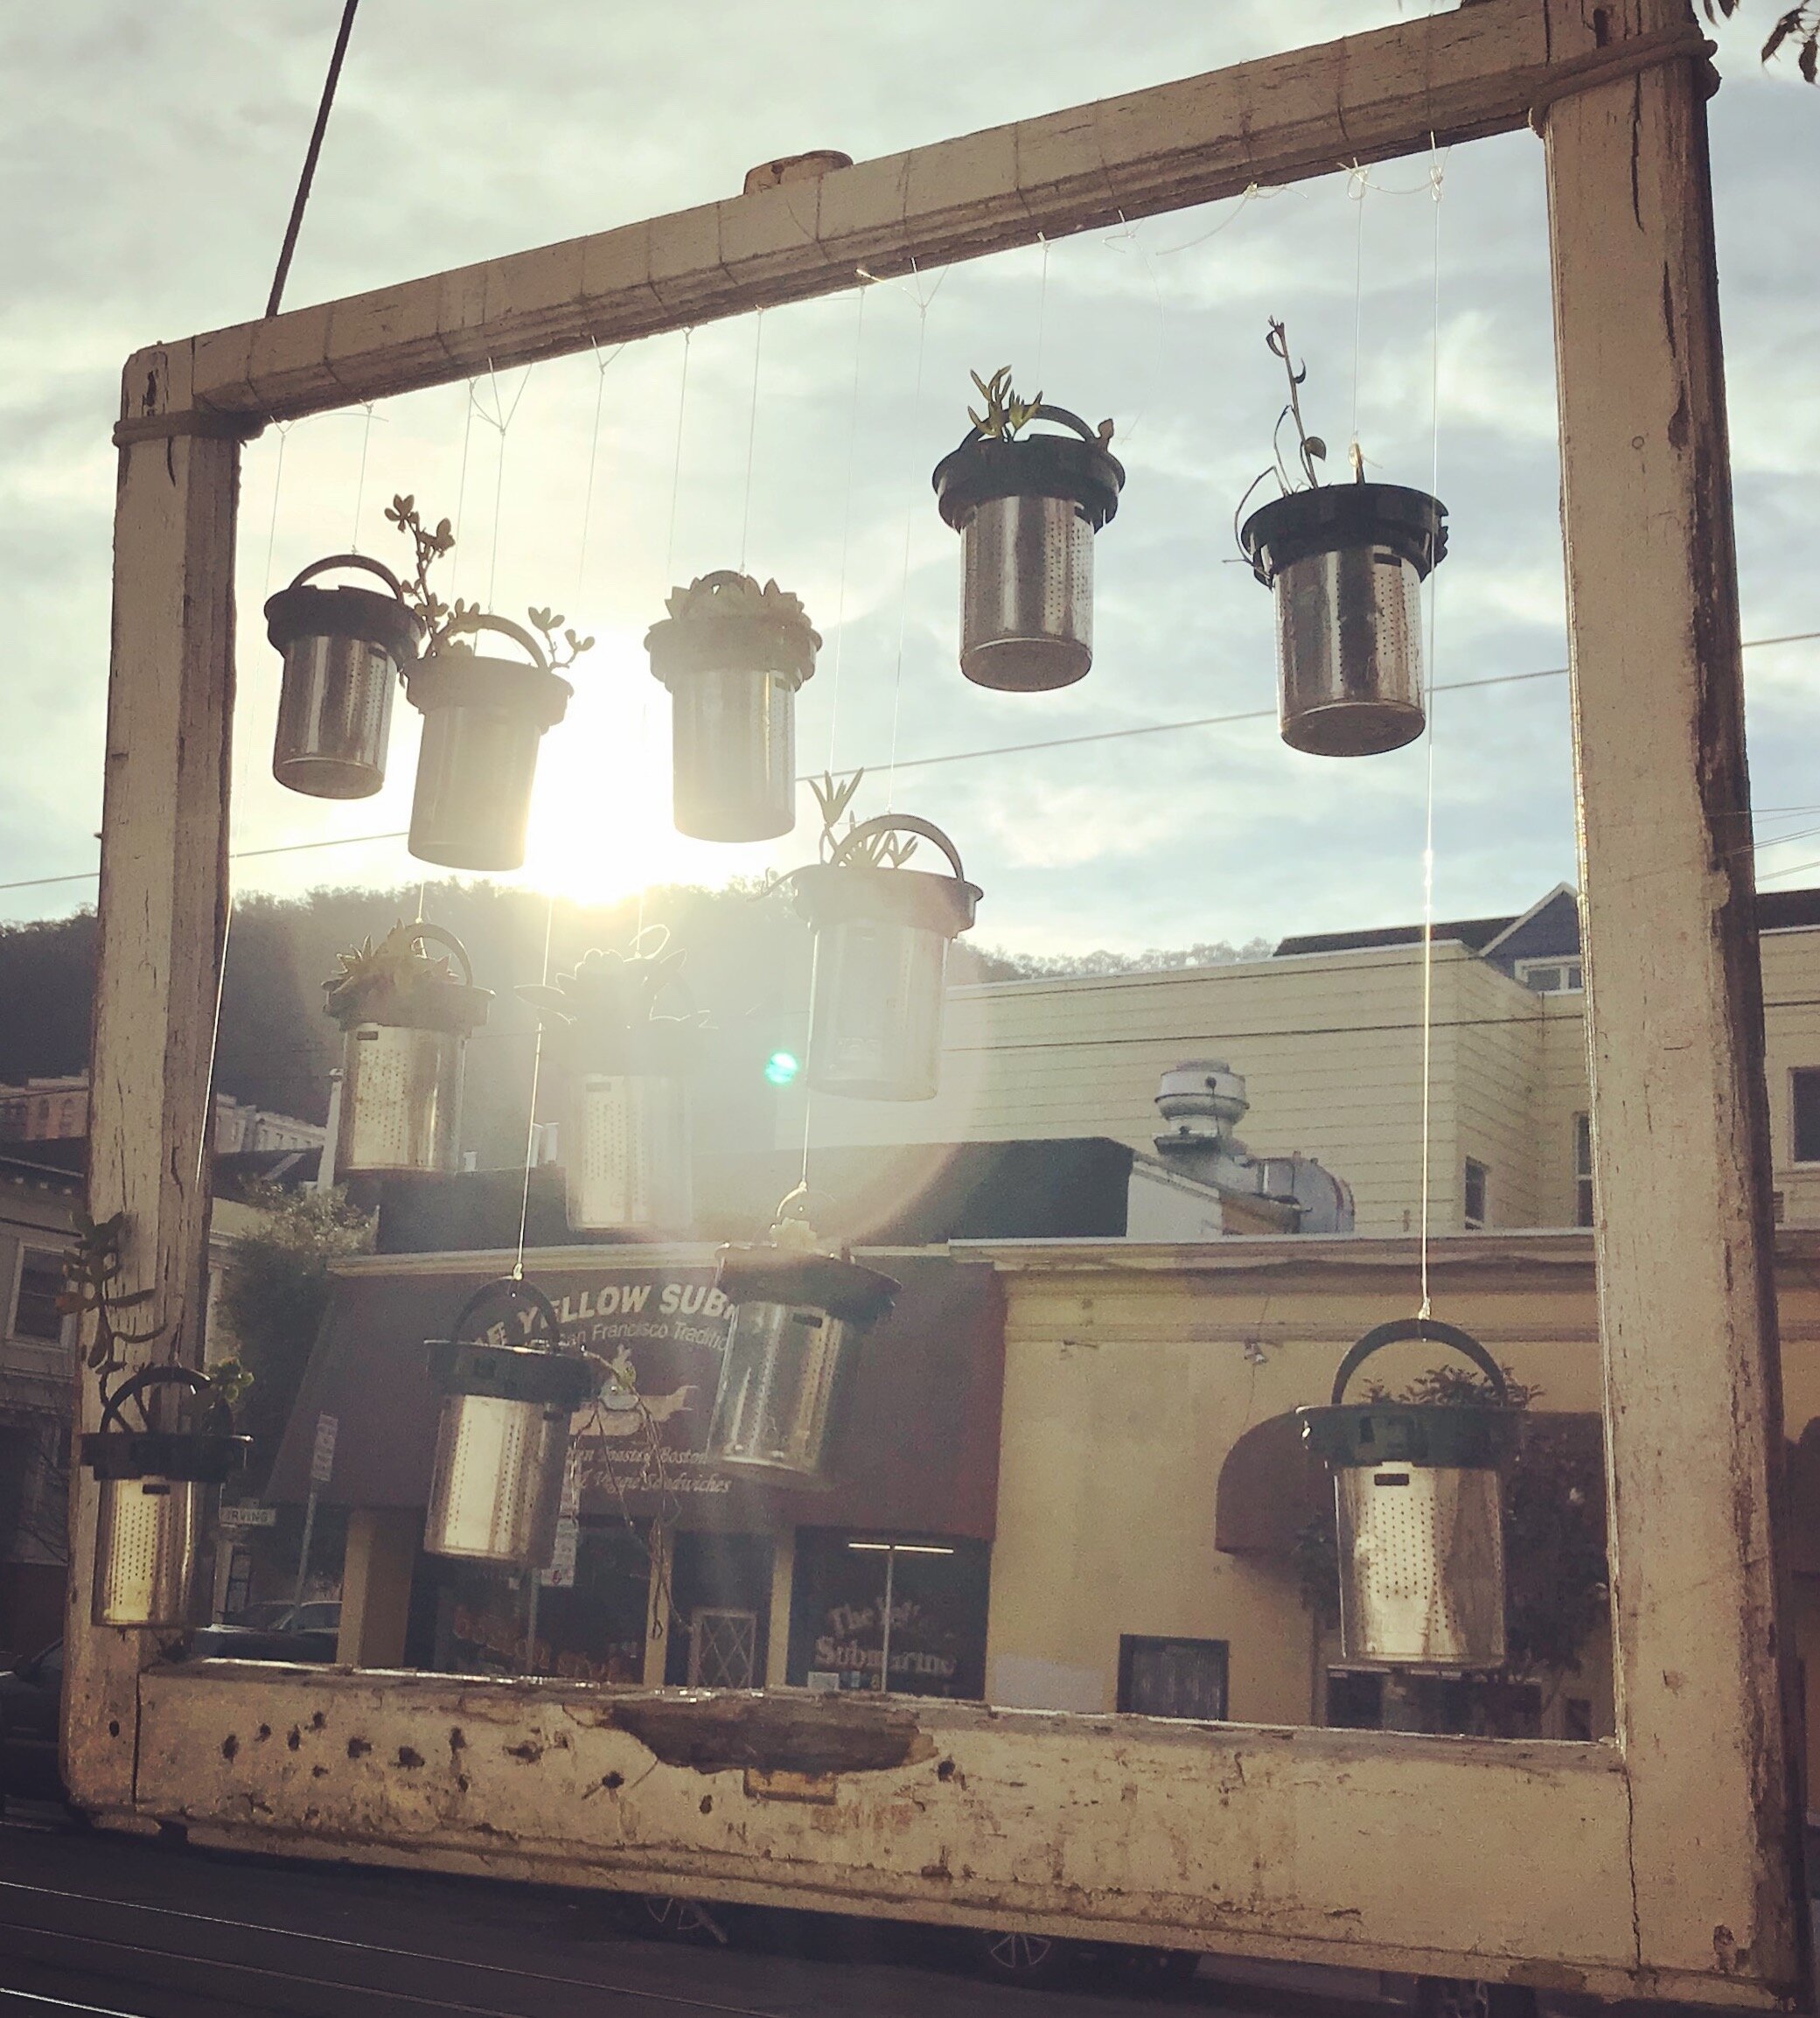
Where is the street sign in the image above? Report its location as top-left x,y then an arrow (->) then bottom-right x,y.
310,1414 -> 338,1487
219,1504 -> 278,1529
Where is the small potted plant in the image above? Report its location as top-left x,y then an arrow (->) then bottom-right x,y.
422,1278 -> 603,1567
323,920 -> 492,1177
788,772 -> 982,1102
263,553 -> 423,800
69,1215 -> 249,1629
386,496 -> 590,870
931,367 -> 1124,692
645,571 -> 820,841
1237,320 -> 1448,758
519,933 -> 709,1235
709,1188 -> 898,1481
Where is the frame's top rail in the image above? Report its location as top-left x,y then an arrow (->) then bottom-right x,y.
125,0 -> 1703,433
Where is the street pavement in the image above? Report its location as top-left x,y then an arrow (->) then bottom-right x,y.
0,1801 -> 1368,2018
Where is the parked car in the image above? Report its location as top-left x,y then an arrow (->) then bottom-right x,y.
0,1641 -> 65,1803
188,1601 -> 342,1665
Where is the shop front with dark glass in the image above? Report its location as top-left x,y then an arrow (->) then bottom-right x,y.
786,1530 -> 990,1700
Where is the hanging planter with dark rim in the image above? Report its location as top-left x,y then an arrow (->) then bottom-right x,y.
406,612 -> 575,870
519,933 -> 708,1235
708,1192 -> 898,1481
645,572 -> 819,841
324,922 -> 491,1178
263,555 -> 422,799
791,783 -> 982,1101
422,1278 -> 603,1567
931,367 -> 1123,693
1298,1317 -> 1518,1672
1236,320 -> 1448,758
80,1365 -> 248,1630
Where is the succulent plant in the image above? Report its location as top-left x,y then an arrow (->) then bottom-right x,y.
809,770 -> 919,869
663,574 -> 812,631
518,938 -> 708,1034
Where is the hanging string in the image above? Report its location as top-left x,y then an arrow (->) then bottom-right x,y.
350,401 -> 377,548
260,422 -> 293,595
1034,234 -> 1050,384
574,339 -> 624,607
639,331 -> 694,949
885,265 -> 939,809
824,283 -> 870,774
471,360 -> 532,611
738,310 -> 765,575
1416,143 -> 1447,1322
513,890 -> 557,1281
1347,164 -> 1369,464
1099,213 -> 1167,445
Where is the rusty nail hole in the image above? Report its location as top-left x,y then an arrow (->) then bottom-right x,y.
937,1758 -> 956,1781
256,1725 -> 271,1742
311,1764 -> 328,1778
347,1737 -> 372,1759
396,1746 -> 424,1769
449,1728 -> 466,1752
603,1770 -> 624,1791
221,1735 -> 238,1761
287,1727 -> 302,1751
310,1712 -> 326,1731
457,1774 -> 471,1793
108,1720 -> 121,1739
699,1795 -> 713,1816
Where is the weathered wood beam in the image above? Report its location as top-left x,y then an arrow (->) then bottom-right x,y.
180,0 -> 1641,425
1544,1 -> 1808,2001
67,347 -> 238,1815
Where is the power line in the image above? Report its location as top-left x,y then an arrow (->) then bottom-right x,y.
3,628 -> 1817,903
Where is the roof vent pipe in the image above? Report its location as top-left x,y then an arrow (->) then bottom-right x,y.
1154,1061 -> 1249,1149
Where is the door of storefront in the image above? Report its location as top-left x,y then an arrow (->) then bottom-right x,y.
786,1532 -> 990,1700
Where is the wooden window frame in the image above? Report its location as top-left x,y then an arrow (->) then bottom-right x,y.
70,3 -> 1807,2006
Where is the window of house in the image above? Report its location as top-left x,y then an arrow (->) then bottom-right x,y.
1463,1159 -> 1489,1231
1574,1114 -> 1595,1229
1793,1069 -> 1820,1165
1116,1636 -> 1228,1720
10,1251 -> 66,1344
1515,957 -> 1583,995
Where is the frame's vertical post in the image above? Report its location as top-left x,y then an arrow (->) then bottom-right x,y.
65,343 -> 238,1816
1544,9 -> 1808,1994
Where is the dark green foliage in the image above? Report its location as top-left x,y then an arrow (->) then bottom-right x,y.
215,1181 -> 373,1488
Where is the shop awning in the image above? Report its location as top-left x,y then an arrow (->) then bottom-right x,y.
267,1249 -> 1004,1540
1214,1412 -> 1328,1556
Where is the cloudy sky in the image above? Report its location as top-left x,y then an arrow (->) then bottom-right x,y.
3,1 -> 1816,959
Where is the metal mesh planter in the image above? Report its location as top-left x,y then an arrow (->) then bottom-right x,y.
80,1367 -> 247,1630
792,815 -> 981,1102
1300,1317 -> 1517,1672
520,943 -> 705,1235
324,923 -> 491,1178
405,615 -> 573,870
709,1224 -> 898,1481
1239,482 -> 1447,758
645,572 -> 819,841
264,555 -> 422,800
422,1280 -> 602,1568
932,395 -> 1123,693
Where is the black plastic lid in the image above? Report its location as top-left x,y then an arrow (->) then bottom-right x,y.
932,431 -> 1125,532
1238,481 -> 1448,587
80,1428 -> 249,1484
265,583 -> 422,668
1297,1401 -> 1518,1470
716,1247 -> 900,1326
426,1337 -> 601,1408
791,861 -> 980,940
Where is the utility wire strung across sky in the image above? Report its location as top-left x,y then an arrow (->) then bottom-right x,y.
2,630 -> 1817,900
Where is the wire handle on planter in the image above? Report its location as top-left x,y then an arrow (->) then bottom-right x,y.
434,611 -> 551,672
828,814 -> 970,883
408,921 -> 476,989
98,1363 -> 216,1436
1328,1316 -> 1510,1408
286,553 -> 409,601
447,1274 -> 563,1348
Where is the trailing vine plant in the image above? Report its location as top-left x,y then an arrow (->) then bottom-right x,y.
60,1210 -> 164,1377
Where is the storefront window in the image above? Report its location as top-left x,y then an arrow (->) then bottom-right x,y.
786,1531 -> 989,1700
